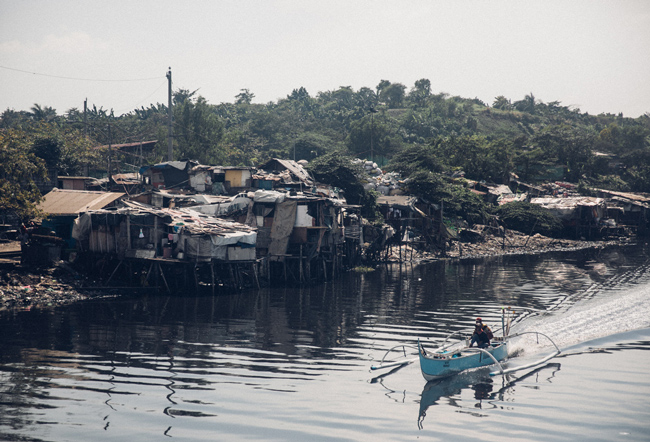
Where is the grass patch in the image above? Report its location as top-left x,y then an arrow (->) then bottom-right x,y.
352,266 -> 375,273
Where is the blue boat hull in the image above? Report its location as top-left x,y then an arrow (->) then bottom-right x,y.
418,340 -> 508,381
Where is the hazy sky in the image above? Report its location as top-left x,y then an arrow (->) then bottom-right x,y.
1,0 -> 649,117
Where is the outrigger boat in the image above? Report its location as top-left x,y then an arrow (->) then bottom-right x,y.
371,307 -> 561,380
417,334 -> 508,381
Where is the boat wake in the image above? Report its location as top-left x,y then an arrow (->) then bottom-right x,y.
510,277 -> 650,357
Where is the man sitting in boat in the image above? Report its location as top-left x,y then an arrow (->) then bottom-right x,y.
469,318 -> 492,348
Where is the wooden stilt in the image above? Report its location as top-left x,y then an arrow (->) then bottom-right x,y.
229,263 -> 236,290
211,261 -> 215,296
299,245 -> 303,283
159,263 -> 171,293
306,259 -> 311,282
143,262 -> 154,286
252,262 -> 260,289
105,260 -> 123,285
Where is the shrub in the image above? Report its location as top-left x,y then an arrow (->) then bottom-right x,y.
494,201 -> 563,237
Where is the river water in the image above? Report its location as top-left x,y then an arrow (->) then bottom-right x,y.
1,244 -> 650,442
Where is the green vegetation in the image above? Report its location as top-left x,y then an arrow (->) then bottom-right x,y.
0,129 -> 47,221
494,201 -> 564,238
1,78 -> 649,231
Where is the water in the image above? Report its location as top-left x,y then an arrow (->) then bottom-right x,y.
1,244 -> 650,441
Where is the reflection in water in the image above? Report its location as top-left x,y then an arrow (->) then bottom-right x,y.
417,363 -> 562,429
0,244 -> 649,441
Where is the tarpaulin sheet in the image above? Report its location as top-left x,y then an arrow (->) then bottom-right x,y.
268,200 -> 297,261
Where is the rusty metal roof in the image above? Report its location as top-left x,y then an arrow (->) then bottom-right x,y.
38,189 -> 125,216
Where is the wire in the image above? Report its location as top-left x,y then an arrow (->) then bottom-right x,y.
0,65 -> 163,82
113,79 -> 168,114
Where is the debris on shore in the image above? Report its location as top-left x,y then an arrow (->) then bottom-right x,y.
0,241 -> 108,313
382,228 -> 630,262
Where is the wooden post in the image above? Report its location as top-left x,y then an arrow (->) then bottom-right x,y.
143,262 -> 154,286
211,261 -> 215,296
126,216 -> 131,251
299,245 -> 303,283
153,216 -> 158,256
229,263 -> 236,289
159,263 -> 171,293
252,262 -> 260,289
105,260 -> 123,285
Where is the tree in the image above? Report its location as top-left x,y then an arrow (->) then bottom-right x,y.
235,89 -> 255,105
513,93 -> 537,114
171,92 -> 224,164
0,109 -> 31,129
31,134 -> 63,170
532,125 -> 594,181
428,135 -> 514,183
387,144 -> 444,177
492,96 -> 512,111
379,83 -> 406,109
404,170 -> 489,224
29,104 -> 58,122
308,151 -> 378,218
376,79 -> 391,96
355,87 -> 378,111
495,201 -> 563,237
291,132 -> 335,161
0,129 -> 47,221
347,110 -> 400,161
409,78 -> 431,108
288,87 -> 310,102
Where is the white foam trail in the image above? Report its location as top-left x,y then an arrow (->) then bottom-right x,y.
510,278 -> 650,356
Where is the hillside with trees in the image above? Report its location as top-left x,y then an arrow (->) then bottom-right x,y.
2,79 -> 649,227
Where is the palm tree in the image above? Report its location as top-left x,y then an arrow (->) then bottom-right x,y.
514,93 -> 537,113
29,104 -> 58,122
492,96 -> 512,110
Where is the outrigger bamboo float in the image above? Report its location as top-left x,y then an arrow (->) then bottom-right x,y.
371,307 -> 561,380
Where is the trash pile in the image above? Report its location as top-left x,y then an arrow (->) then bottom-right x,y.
0,263 -> 89,311
445,227 -> 624,260
354,159 -> 407,196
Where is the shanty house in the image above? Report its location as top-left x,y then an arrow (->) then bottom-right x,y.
38,188 -> 125,250
223,167 -> 253,195
254,158 -> 313,191
72,203 -> 257,262
140,161 -> 198,190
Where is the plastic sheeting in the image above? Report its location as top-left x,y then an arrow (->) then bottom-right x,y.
253,190 -> 286,204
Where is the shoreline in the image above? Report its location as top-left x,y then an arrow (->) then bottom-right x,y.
0,235 -> 639,313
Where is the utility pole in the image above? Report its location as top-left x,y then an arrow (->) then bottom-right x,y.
83,98 -> 88,138
107,123 -> 112,186
83,98 -> 89,177
166,67 -> 173,161
370,111 -> 374,163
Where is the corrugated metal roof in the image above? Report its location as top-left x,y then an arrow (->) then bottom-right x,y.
38,189 -> 125,216
595,188 -> 650,204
